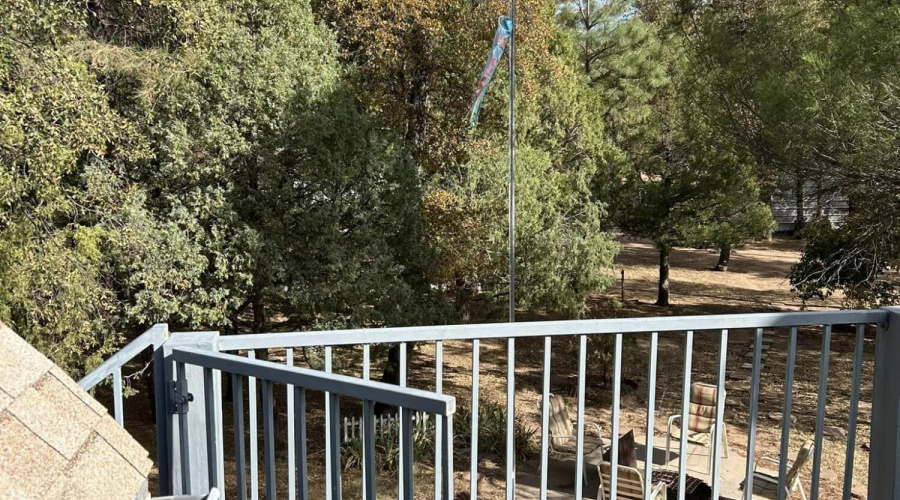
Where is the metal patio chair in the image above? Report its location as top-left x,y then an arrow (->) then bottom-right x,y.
745,439 -> 814,500
665,382 -> 729,473
548,393 -> 607,458
547,393 -> 608,485
597,462 -> 667,500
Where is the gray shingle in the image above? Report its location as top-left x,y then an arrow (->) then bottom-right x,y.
0,323 -> 52,397
0,389 -> 10,413
95,413 -> 153,475
0,323 -> 152,500
9,372 -> 101,459
0,411 -> 68,499
50,365 -> 111,417
45,432 -> 147,500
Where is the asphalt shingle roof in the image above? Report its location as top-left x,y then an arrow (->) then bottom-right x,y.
0,322 -> 153,500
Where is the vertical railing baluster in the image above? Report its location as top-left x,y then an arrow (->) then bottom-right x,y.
286,349 -> 295,500
233,374 -> 248,500
677,331 -> 694,500
203,367 -> 219,491
810,325 -> 832,500
471,339 -> 480,500
362,344 -> 371,500
363,344 -> 370,380
249,351 -> 259,500
261,380 -> 276,499
574,335 -> 587,500
643,332 -> 658,499
777,327 -> 798,500
154,344 -> 171,495
710,329 -> 728,500
176,361 -> 192,494
324,346 -> 340,499
842,324 -> 866,500
328,392 -> 342,500
435,340 -> 443,500
744,328 -> 764,500
506,337 -> 516,500
363,399 -> 376,500
443,413 -> 454,500
611,333 -> 623,500
401,406 -> 414,499
214,368 -> 225,499
399,342 -> 409,500
295,386 -> 308,500
539,336 -> 552,498
113,367 -> 124,426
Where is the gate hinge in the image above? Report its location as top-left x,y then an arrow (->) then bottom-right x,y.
170,379 -> 194,415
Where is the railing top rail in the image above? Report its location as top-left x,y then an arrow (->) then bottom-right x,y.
217,309 -> 887,351
79,324 -> 168,391
169,347 -> 456,416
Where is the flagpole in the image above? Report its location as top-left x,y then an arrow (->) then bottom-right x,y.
505,1 -> 517,500
508,0 -> 516,324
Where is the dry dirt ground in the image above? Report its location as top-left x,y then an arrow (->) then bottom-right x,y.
103,236 -> 872,499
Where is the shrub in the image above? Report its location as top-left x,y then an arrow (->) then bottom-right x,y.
454,400 -> 538,463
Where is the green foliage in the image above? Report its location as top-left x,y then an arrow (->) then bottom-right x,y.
0,0 -> 178,372
693,1 -> 900,303
0,0 -> 446,376
449,138 -> 617,317
557,0 -> 672,147
454,400 -> 538,463
8,0 -> 900,376
790,218 -> 900,308
342,415 -> 434,472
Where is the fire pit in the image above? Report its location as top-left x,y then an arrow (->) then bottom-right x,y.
651,470 -> 712,500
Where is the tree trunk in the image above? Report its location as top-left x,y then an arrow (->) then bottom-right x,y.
656,246 -> 671,306
794,176 -> 806,233
714,243 -> 731,272
252,294 -> 269,361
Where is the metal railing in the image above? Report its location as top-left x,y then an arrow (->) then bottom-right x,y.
80,308 -> 900,500
217,309 -> 892,500
165,346 -> 455,500
77,323 -> 168,426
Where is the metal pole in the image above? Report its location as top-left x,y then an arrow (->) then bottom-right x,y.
508,0 -> 516,325
506,4 -> 517,499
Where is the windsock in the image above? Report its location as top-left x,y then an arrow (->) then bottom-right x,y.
466,16 -> 513,127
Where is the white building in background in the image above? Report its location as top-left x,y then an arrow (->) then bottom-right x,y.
770,180 -> 850,232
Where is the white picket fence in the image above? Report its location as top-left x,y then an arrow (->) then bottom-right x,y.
342,411 -> 431,443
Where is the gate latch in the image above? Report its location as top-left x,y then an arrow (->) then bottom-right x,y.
170,379 -> 194,415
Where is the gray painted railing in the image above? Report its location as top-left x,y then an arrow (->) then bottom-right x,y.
216,309 -> 892,500
78,323 -> 169,426
80,308 -> 900,500
165,344 -> 456,500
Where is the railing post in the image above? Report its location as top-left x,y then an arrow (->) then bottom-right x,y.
152,324 -> 172,495
164,331 -> 221,495
869,308 -> 900,500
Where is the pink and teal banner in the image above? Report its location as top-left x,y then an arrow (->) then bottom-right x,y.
466,16 -> 513,127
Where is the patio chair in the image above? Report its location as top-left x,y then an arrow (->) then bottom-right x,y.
597,462 -> 667,500
548,393 -> 607,458
745,439 -> 814,500
665,382 -> 730,473
546,394 -> 607,485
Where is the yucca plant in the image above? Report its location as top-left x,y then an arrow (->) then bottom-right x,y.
454,401 -> 538,463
